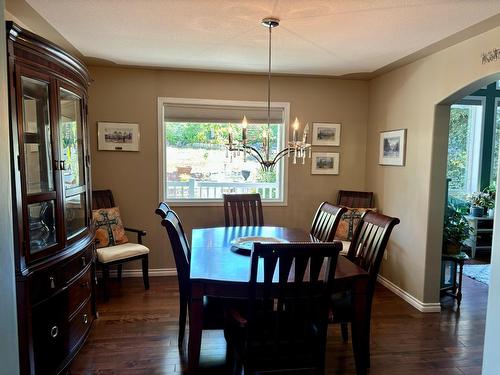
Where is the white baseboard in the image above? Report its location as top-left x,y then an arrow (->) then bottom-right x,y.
100,268 -> 177,277
377,275 -> 441,313
105,268 -> 441,313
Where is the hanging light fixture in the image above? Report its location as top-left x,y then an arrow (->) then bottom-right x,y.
227,17 -> 311,171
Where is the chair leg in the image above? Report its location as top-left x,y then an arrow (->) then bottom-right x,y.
178,292 -> 188,349
117,264 -> 123,281
142,256 -> 150,290
341,322 -> 349,343
102,264 -> 110,301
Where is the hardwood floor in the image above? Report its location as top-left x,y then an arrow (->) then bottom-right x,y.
70,275 -> 488,374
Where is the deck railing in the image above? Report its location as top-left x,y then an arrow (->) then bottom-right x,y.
166,179 -> 279,200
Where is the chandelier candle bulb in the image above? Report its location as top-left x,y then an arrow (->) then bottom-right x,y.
292,118 -> 299,142
242,116 -> 248,142
303,123 -> 309,143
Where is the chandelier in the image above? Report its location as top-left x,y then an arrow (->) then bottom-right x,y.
227,17 -> 311,171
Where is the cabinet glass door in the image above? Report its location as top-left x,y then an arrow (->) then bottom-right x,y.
59,88 -> 87,239
22,77 -> 54,195
21,76 -> 58,254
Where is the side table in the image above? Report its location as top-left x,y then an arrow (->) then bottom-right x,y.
441,252 -> 469,306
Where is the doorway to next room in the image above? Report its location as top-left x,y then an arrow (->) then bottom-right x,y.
441,80 -> 500,309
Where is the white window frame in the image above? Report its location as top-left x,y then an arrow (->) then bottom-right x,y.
449,96 -> 485,195
157,97 -> 290,206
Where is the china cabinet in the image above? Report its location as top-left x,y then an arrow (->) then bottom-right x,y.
6,22 -> 95,374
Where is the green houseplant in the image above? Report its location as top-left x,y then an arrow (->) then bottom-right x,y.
443,205 -> 472,255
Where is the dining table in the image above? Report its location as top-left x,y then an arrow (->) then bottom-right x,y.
189,226 -> 370,375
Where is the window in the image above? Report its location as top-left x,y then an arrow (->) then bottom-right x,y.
446,98 -> 485,200
491,98 -> 500,185
158,98 -> 289,204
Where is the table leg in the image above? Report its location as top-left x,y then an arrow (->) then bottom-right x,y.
457,260 -> 464,307
350,279 -> 369,375
188,283 -> 203,373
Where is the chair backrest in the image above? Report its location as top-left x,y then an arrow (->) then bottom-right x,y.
244,241 -> 341,371
223,193 -> 264,227
346,211 -> 400,292
92,189 -> 115,209
155,202 -> 191,290
337,190 -> 374,208
310,202 -> 347,242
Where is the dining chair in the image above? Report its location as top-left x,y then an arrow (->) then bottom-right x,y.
330,210 -> 400,367
223,193 -> 264,227
310,202 -> 347,242
336,190 -> 374,208
224,241 -> 342,374
155,202 -> 226,348
92,189 -> 149,301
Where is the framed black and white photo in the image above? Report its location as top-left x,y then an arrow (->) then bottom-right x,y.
311,152 -> 339,175
312,123 -> 341,146
379,129 -> 406,166
98,122 -> 140,151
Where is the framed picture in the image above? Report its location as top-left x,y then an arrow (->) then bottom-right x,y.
97,122 -> 140,151
311,152 -> 339,175
312,123 -> 341,146
379,129 -> 407,166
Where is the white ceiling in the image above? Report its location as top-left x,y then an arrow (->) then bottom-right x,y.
26,0 -> 500,76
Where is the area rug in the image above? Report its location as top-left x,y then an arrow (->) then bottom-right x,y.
462,264 -> 490,285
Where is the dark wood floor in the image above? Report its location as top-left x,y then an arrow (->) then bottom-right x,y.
70,274 -> 488,375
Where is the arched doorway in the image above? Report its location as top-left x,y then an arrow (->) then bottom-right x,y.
428,72 -> 500,375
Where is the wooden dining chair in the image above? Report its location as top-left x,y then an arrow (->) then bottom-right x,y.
223,193 -> 264,227
155,202 -> 225,348
310,202 -> 347,242
224,241 -> 342,374
92,190 -> 149,301
337,190 -> 374,208
330,210 -> 400,367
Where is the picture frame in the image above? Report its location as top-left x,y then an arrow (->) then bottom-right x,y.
379,129 -> 407,166
312,123 -> 341,146
311,152 -> 339,175
97,122 -> 140,151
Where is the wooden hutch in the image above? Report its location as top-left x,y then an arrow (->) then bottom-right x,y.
6,22 -> 95,374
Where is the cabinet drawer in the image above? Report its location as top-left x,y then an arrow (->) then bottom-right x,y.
32,293 -> 68,374
477,219 -> 494,230
31,245 -> 93,305
67,267 -> 92,316
68,297 -> 93,353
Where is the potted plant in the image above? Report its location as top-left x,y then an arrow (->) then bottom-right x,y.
484,183 -> 496,217
467,188 -> 495,217
443,205 -> 472,255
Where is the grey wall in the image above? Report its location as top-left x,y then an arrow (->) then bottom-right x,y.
0,2 -> 20,373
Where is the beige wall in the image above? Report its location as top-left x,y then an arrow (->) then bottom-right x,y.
366,25 -> 500,305
88,67 -> 368,270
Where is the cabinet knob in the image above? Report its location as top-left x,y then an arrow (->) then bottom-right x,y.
81,256 -> 86,267
49,276 -> 55,289
83,314 -> 88,325
50,325 -> 59,338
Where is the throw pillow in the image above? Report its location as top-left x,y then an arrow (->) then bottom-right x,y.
335,207 -> 377,241
92,207 -> 128,248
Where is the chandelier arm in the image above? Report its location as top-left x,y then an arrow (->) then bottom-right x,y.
235,144 -> 266,165
272,147 -> 293,164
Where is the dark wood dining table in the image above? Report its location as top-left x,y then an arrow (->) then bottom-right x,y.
189,226 -> 370,374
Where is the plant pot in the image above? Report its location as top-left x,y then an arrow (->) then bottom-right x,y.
470,206 -> 484,217
488,208 -> 495,217
445,242 -> 461,255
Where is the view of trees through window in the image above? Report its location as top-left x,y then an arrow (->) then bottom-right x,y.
491,103 -> 500,184
447,106 -> 474,199
164,121 -> 282,201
